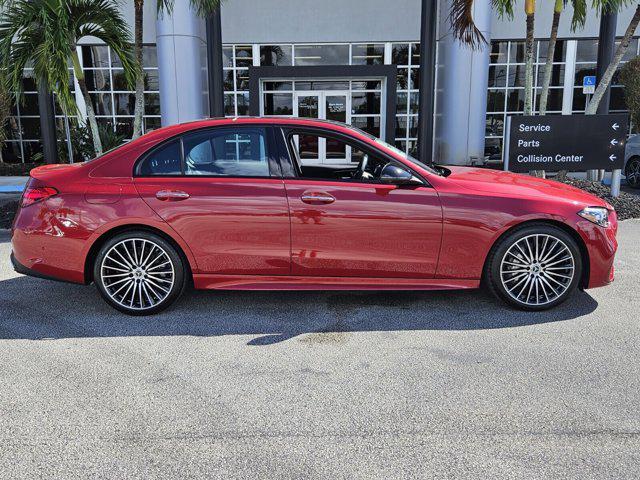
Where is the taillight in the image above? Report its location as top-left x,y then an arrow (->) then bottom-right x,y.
22,186 -> 58,207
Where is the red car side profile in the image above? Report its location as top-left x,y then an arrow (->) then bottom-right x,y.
10,117 -> 618,315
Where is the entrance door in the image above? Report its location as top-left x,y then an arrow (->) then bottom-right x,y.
293,91 -> 351,164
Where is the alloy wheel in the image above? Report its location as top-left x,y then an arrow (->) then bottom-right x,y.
100,238 -> 175,311
499,234 -> 575,307
626,158 -> 640,188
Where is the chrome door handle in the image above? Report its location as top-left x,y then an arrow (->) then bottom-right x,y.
301,192 -> 335,205
156,190 -> 190,201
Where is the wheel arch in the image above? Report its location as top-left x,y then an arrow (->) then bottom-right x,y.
482,219 -> 590,289
83,224 -> 194,284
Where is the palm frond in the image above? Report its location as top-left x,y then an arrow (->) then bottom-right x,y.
158,0 -> 221,17
449,0 -> 488,49
70,0 -> 139,89
0,0 -> 139,114
569,0 -> 587,30
592,0 -> 635,14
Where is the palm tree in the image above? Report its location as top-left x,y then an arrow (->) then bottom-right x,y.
0,0 -> 138,156
539,0 -> 587,114
132,0 -> 222,139
586,1 -> 640,114
0,66 -> 11,163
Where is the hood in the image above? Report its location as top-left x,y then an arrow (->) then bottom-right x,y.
444,166 -> 612,209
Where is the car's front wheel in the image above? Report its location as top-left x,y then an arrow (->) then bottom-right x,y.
625,156 -> 640,189
485,224 -> 582,311
93,231 -> 187,315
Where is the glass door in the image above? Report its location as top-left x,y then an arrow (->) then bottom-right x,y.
293,91 -> 351,164
294,92 -> 320,162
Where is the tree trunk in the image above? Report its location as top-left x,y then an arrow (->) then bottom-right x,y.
524,3 -> 536,116
586,5 -> 640,115
539,3 -> 562,115
71,49 -> 103,156
132,0 -> 145,139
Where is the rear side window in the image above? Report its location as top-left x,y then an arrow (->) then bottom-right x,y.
137,140 -> 181,176
183,128 -> 269,177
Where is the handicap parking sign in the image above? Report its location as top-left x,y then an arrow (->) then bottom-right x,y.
583,76 -> 596,94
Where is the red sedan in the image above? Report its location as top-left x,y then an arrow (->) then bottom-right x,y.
10,118 -> 618,315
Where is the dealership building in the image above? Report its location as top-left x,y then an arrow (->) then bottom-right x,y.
3,0 -> 640,166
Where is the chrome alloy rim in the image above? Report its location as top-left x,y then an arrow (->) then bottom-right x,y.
627,158 -> 640,187
500,234 -> 575,306
100,239 -> 175,311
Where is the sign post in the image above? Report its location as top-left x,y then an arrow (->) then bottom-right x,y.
505,114 -> 628,196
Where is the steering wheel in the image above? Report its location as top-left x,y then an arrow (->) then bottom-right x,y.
353,154 -> 369,180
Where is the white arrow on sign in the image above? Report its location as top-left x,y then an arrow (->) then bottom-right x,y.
612,123 -> 620,131
610,139 -> 619,146
610,154 -> 617,162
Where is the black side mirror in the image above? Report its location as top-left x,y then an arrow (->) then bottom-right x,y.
379,164 -> 423,186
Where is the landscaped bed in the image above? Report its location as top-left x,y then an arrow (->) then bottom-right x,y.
559,178 -> 640,221
0,196 -> 19,229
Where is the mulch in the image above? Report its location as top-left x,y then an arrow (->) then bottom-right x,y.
558,178 -> 640,221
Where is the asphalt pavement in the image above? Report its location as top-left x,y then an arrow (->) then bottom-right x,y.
0,222 -> 639,479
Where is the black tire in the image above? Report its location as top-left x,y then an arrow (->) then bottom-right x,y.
484,223 -> 583,311
625,156 -> 640,189
93,231 -> 187,315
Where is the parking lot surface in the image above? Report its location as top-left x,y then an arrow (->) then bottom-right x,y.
0,221 -> 639,479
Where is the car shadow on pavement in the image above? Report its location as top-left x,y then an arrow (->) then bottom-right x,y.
0,275 -> 599,345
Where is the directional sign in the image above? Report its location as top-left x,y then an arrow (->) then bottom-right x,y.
583,76 -> 596,94
504,114 -> 628,173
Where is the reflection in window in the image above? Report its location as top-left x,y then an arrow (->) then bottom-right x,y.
352,44 -> 384,65
260,45 -> 293,66
184,128 -> 269,177
264,93 -> 293,115
138,141 -> 181,176
294,44 -> 349,66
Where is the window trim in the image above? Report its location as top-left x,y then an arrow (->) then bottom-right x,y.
133,125 -> 282,179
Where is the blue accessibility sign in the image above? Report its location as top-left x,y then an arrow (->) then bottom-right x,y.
583,75 -> 596,94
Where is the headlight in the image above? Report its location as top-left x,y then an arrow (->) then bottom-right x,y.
578,206 -> 610,227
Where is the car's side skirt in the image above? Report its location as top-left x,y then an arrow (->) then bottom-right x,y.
193,275 -> 479,291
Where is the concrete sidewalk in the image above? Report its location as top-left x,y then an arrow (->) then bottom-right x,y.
0,176 -> 28,194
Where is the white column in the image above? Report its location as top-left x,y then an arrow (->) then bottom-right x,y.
156,3 -> 208,126
435,0 -> 492,165
562,40 -> 577,115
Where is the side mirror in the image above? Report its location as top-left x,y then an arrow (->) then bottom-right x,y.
379,164 -> 423,186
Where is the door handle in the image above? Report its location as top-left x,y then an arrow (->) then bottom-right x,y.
155,190 -> 190,201
301,191 -> 335,205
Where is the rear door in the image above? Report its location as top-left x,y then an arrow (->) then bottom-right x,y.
278,127 -> 443,279
134,126 -> 291,275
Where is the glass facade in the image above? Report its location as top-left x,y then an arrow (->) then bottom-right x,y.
2,44 -> 160,163
5,38 -> 636,165
486,38 -> 638,160
223,42 -> 421,156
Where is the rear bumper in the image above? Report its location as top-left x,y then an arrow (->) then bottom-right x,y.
10,251 -> 79,284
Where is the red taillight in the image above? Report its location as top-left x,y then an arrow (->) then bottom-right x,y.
22,186 -> 58,207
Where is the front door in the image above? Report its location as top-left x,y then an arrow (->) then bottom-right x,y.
281,127 -> 443,279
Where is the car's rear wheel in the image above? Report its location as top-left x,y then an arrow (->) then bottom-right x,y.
93,231 -> 187,315
625,156 -> 640,189
485,224 -> 582,311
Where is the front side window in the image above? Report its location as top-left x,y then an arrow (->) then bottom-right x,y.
183,128 -> 269,177
286,129 -> 391,183
137,140 -> 181,175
